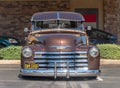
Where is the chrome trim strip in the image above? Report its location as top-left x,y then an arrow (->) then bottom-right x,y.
75,56 -> 87,58
21,69 -> 99,73
34,60 -> 48,62
75,59 -> 88,62
57,12 -> 60,19
34,59 -> 88,63
34,51 -> 87,54
67,62 -> 70,78
43,63 -> 88,67
50,45 -> 71,50
21,72 -> 100,77
34,55 -> 87,59
75,64 -> 88,66
39,64 -> 47,66
31,28 -> 86,34
54,62 -> 57,79
20,69 -> 100,77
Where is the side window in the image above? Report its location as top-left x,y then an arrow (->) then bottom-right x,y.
36,22 -> 42,28
43,20 -> 57,28
76,21 -> 84,30
32,21 -> 43,30
59,20 -> 71,28
70,21 -> 77,28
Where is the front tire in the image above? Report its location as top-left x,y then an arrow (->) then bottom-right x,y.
18,74 -> 28,79
87,76 -> 97,80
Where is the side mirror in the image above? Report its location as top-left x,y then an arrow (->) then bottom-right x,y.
24,27 -> 29,32
87,26 -> 92,31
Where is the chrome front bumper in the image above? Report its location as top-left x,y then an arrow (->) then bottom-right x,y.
20,69 -> 100,78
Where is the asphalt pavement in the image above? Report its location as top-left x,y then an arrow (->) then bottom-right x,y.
0,64 -> 120,88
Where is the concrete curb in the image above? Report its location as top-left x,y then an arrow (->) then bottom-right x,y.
0,59 -> 120,64
101,59 -> 120,65
0,60 -> 20,64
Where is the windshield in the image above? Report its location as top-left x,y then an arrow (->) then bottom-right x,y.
31,20 -> 84,30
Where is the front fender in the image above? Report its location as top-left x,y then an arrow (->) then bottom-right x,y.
0,41 -> 11,46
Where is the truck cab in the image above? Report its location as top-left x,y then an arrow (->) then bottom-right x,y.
20,12 -> 100,79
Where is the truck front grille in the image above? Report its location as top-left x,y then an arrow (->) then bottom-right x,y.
33,51 -> 88,70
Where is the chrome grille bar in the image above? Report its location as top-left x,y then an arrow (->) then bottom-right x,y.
34,51 -> 87,54
34,59 -> 88,63
34,55 -> 87,59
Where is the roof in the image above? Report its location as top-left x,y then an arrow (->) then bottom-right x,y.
31,12 -> 85,21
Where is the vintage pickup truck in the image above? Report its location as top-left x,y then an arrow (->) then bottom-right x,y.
20,12 -> 100,79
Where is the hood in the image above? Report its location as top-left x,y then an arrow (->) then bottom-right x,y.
35,34 -> 76,52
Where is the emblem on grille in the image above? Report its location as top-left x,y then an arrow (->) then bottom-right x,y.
51,45 -> 71,50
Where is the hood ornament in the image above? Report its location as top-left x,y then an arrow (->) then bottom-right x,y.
51,45 -> 71,50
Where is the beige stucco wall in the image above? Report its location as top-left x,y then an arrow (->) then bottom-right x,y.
104,0 -> 120,43
70,0 -> 104,29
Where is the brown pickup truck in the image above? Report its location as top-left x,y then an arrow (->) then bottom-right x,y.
20,11 -> 100,79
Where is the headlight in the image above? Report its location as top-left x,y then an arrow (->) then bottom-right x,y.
22,47 -> 32,58
9,38 -> 18,43
89,47 -> 99,57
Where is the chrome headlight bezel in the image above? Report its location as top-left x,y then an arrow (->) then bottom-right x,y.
9,38 -> 18,44
89,47 -> 99,58
22,47 -> 32,58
